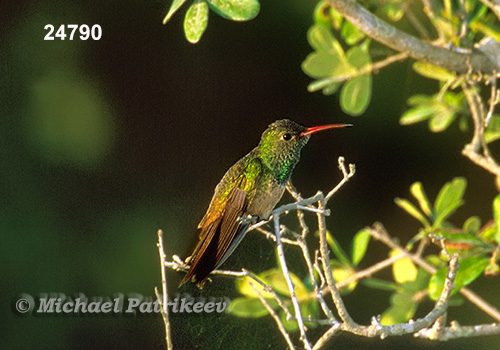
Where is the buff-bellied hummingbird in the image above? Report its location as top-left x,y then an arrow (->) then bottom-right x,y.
180,119 -> 351,288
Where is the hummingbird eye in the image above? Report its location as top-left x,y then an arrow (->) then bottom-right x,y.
282,133 -> 292,141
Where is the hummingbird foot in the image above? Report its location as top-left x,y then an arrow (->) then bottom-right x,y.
237,214 -> 259,225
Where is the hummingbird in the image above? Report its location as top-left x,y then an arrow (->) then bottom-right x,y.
180,119 -> 351,288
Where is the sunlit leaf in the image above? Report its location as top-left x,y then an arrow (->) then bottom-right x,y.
308,25 -> 335,52
340,74 -> 371,116
485,263 -> 500,276
302,52 -> 344,79
341,20 -> 365,45
390,250 -> 418,283
208,0 -> 260,21
322,82 -> 340,95
383,2 -> 404,22
164,0 -> 189,24
313,1 -> 331,27
408,94 -> 433,105
331,262 -> 357,293
429,110 -> 456,132
352,229 -> 371,266
467,2 -> 488,24
323,230 -> 352,267
380,292 -> 417,325
470,20 -> 500,43
236,274 -> 274,299
184,0 -> 209,43
434,230 -> 494,252
485,115 -> 500,143
226,297 -> 276,317
300,298 -> 319,321
362,278 -> 401,292
433,177 -> 467,226
428,256 -> 490,300
394,198 -> 430,227
346,44 -> 370,69
410,182 -> 432,217
413,61 -> 456,82
262,268 -> 309,299
493,194 -> 500,244
280,309 -> 298,332
463,216 -> 481,232
330,7 -> 343,30
400,105 -> 437,125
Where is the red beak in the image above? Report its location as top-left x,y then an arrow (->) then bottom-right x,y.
300,123 -> 352,137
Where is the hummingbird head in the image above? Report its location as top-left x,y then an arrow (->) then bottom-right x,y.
257,119 -> 351,182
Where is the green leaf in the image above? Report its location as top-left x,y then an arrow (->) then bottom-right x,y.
463,216 -> 481,232
260,268 -> 309,299
429,110 -> 456,132
493,194 -> 500,244
485,115 -> 500,143
380,292 -> 418,325
184,0 -> 209,44
362,278 -> 401,292
434,230 -> 494,252
208,0 -> 260,21
485,263 -> 500,276
413,61 -> 456,82
307,25 -> 338,52
352,229 -> 371,266
341,20 -> 365,45
340,41 -> 372,116
313,1 -> 331,27
408,94 -> 434,105
346,44 -> 370,69
280,309 -> 298,332
331,262 -> 358,293
300,298 -> 319,320
322,82 -> 340,95
340,74 -> 371,116
323,230 -> 352,267
391,250 -> 418,283
302,52 -> 344,79
164,0 -> 189,24
410,181 -> 432,217
400,105 -> 437,125
330,7 -> 343,30
226,297 -> 276,317
383,2 -> 404,22
428,256 -> 490,300
433,177 -> 467,226
394,197 -> 431,227
236,274 -> 274,299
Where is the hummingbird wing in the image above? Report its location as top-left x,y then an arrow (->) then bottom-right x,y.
180,156 -> 263,288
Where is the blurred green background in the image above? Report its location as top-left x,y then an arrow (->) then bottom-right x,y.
2,0 -> 499,349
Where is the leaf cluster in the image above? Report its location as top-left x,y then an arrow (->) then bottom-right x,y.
163,0 -> 259,43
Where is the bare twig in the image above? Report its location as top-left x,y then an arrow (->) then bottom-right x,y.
308,52 -> 409,92
248,281 -> 295,350
368,223 -> 500,322
324,0 -> 498,73
317,198 -> 357,327
461,82 -> 500,177
416,322 -> 500,340
159,152 -> 500,348
273,214 -> 313,350
156,230 -> 173,350
325,157 -> 356,201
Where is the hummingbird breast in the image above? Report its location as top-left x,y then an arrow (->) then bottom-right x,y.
246,175 -> 287,220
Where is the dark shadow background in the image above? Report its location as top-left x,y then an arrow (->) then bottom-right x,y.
1,0 -> 499,349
